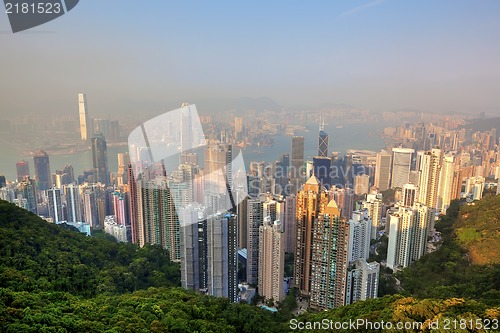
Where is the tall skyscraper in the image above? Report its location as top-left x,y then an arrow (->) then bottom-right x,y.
312,156 -> 331,188
16,160 -> 30,182
33,150 -> 51,191
91,133 -> 110,185
64,184 -> 82,222
204,140 -> 233,214
309,199 -> 349,309
284,194 -> 296,253
247,197 -> 264,285
258,217 -> 285,303
78,93 -> 90,141
438,155 -> 454,213
363,194 -> 383,240
417,148 -> 441,209
390,148 -> 414,189
290,136 -> 305,193
116,152 -> 130,186
18,178 -> 37,214
180,103 -> 193,153
402,183 -> 418,208
294,175 -> 329,296
318,126 -> 329,158
374,151 -> 391,191
347,210 -> 372,262
180,205 -> 202,291
207,213 -> 238,302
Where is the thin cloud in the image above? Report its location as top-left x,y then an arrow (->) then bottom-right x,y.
340,0 -> 386,17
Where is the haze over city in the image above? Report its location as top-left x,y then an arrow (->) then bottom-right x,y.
1,0 -> 500,118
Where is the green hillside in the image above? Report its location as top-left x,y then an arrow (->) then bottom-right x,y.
0,198 -> 499,332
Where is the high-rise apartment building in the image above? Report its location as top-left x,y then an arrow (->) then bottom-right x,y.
363,193 -> 382,240
246,197 -> 264,285
64,184 -> 82,222
258,217 -> 284,303
47,187 -> 64,223
284,194 -> 296,254
207,213 -> 238,302
309,199 -> 349,309
345,260 -> 379,305
402,183 -> 418,208
390,148 -> 414,189
417,148 -> 441,209
33,150 -> 51,191
347,210 -> 372,262
78,93 -> 91,141
374,151 -> 391,191
437,155 -> 455,214
294,175 -> 329,296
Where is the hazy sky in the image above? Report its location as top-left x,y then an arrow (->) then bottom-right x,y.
1,0 -> 500,117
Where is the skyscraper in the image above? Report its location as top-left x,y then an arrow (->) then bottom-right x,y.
180,205 -> 201,291
258,217 -> 285,303
345,260 -> 379,305
374,151 -> 391,191
33,150 -> 51,191
312,156 -> 331,188
47,187 -> 64,223
64,184 -> 82,223
363,194 -> 383,240
318,128 -> 329,158
247,197 -> 264,285
78,93 -> 90,141
294,175 -> 329,296
417,148 -> 441,209
207,213 -> 238,302
290,136 -> 305,193
16,160 -> 30,182
390,148 -> 414,189
91,133 -> 110,185
402,183 -> 418,208
309,199 -> 349,309
204,140 -> 233,214
437,155 -> 454,214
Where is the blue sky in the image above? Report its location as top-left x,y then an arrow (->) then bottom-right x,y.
1,0 -> 500,116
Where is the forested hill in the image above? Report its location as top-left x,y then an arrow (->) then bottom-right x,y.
0,199 -> 499,332
0,200 -> 180,296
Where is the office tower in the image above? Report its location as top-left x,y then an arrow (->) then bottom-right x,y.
135,177 -> 180,261
363,194 -> 382,240
93,119 -> 110,139
78,93 -> 90,141
318,126 -> 329,158
64,184 -> 82,222
0,176 -> 5,188
345,260 -> 380,305
116,152 -> 130,186
53,165 -> 74,188
16,160 -> 30,182
280,153 -> 290,181
247,197 -> 264,285
309,199 -> 349,309
354,174 -> 370,195
258,217 -> 285,303
109,120 -> 120,141
312,156 -> 331,188
18,179 -> 37,214
33,150 -> 51,191
417,148 -> 441,209
234,117 -> 244,140
294,175 -> 329,296
390,148 -> 414,189
91,133 -> 110,185
374,151 -> 391,191
402,183 -> 418,207
437,155 -> 455,214
47,187 -> 64,223
290,136 -> 305,193
284,194 -> 296,253
347,210 -> 372,262
207,213 -> 238,302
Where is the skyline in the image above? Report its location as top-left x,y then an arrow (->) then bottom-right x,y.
0,1 -> 500,118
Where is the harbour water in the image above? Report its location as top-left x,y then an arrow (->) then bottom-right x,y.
0,121 -> 389,182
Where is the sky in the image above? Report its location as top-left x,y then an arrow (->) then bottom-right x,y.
1,0 -> 500,117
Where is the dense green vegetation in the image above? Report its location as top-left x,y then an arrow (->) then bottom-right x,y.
1,196 -> 499,332
396,198 -> 500,305
0,200 -> 180,296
